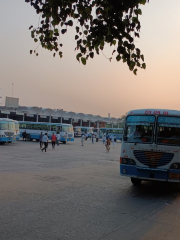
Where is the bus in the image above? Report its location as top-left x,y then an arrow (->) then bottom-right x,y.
14,120 -> 20,140
0,118 -> 16,144
19,121 -> 74,143
74,126 -> 94,137
99,128 -> 123,141
120,109 -> 180,185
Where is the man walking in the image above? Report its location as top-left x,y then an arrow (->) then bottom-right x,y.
51,133 -> 56,149
39,132 -> 43,148
56,132 -> 60,146
81,134 -> 85,146
22,130 -> 27,141
92,134 -> 94,144
41,133 -> 48,152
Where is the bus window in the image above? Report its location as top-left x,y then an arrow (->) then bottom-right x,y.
51,125 -> 56,131
26,124 -> 32,129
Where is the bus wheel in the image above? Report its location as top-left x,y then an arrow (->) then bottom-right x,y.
131,178 -> 142,186
7,141 -> 12,143
26,135 -> 31,141
36,139 -> 39,142
63,141 -> 66,144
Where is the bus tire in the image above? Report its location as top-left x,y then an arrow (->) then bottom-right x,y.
63,141 -> 66,144
36,139 -> 39,142
26,135 -> 31,141
131,178 -> 142,186
7,141 -> 12,143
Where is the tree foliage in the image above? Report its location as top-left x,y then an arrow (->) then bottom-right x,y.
26,0 -> 149,74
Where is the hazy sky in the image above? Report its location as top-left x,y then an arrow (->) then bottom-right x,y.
0,1 -> 180,118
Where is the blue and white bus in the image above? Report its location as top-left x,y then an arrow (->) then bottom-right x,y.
99,128 -> 123,141
0,118 -> 16,144
19,121 -> 74,143
120,109 -> 180,185
74,126 -> 93,137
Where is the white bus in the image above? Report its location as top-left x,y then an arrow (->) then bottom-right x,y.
0,118 -> 16,144
120,109 -> 180,185
99,128 -> 123,141
19,121 -> 74,144
74,126 -> 94,137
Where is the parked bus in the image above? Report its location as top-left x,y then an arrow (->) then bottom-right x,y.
99,128 -> 123,141
19,121 -> 74,143
14,120 -> 20,140
0,118 -> 16,144
74,126 -> 94,137
120,109 -> 180,185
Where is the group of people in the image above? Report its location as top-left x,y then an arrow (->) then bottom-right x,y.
81,133 -> 116,152
39,132 -> 68,152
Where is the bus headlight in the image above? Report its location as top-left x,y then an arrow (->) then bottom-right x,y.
171,163 -> 179,169
122,158 -> 128,164
121,158 -> 136,165
129,159 -> 135,165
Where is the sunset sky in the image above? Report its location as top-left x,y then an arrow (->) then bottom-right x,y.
0,1 -> 180,118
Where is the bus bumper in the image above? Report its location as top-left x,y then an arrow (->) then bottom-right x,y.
60,137 -> 74,142
120,165 -> 180,182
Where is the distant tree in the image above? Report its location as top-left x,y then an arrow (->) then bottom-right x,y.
26,0 -> 149,74
120,113 -> 128,119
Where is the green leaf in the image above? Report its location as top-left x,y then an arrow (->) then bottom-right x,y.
142,63 -> 146,69
61,29 -> 67,34
34,38 -> 38,42
116,55 -> 121,61
81,57 -> 86,65
54,29 -> 58,33
76,26 -> 79,33
75,35 -> 79,40
133,69 -> 137,75
76,53 -> 82,61
30,50 -> 33,54
68,20 -> 73,26
85,7 -> 91,14
140,54 -> 144,61
112,40 -> 116,45
84,30 -> 88,35
89,52 -> 94,58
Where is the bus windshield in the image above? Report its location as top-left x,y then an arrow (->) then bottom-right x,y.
124,115 -> 155,143
157,116 -> 180,145
0,121 -> 15,131
62,126 -> 73,132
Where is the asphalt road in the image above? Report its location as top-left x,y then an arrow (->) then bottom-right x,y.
0,139 -> 180,240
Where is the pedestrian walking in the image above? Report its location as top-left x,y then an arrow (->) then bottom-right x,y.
92,134 -> 94,144
56,132 -> 60,146
51,133 -> 56,149
64,132 -> 68,144
114,135 -> 117,142
113,135 -> 116,147
41,133 -> 48,152
105,138 -> 111,152
81,134 -> 85,146
111,135 -> 115,147
96,133 -> 99,142
22,130 -> 27,141
85,133 -> 88,140
102,134 -> 106,144
39,132 -> 44,148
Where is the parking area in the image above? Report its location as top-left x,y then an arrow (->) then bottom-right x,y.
1,139 -> 180,240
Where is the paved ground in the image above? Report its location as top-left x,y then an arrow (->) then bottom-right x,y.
1,139 -> 180,240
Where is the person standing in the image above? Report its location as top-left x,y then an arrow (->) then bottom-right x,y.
92,134 -> 94,144
41,133 -> 48,152
65,132 -> 68,144
39,132 -> 43,149
22,130 -> 27,141
56,132 -> 60,146
96,133 -> 99,142
85,133 -> 88,140
111,135 -> 115,147
102,134 -> 106,144
81,134 -> 85,146
51,133 -> 56,149
105,138 -> 111,152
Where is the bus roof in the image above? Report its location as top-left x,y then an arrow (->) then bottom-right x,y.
18,121 -> 72,126
127,109 -> 180,117
100,128 -> 123,130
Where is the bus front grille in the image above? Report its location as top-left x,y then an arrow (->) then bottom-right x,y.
133,150 -> 174,167
4,132 -> 14,137
68,134 -> 73,138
